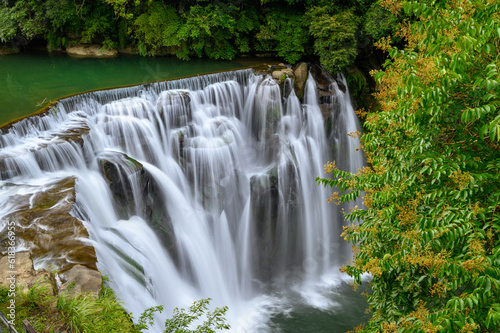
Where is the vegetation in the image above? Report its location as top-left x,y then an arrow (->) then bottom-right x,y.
0,0 -> 399,72
0,280 -> 229,332
318,0 -> 500,331
137,298 -> 230,333
0,281 -> 135,332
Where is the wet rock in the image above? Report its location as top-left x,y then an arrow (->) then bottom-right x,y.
0,119 -> 89,181
59,265 -> 102,296
98,152 -> 142,219
0,252 -> 52,294
67,44 -> 118,58
272,67 -> 295,82
293,62 -> 308,98
98,152 -> 177,262
0,178 -> 97,272
249,171 -> 279,282
320,104 -> 332,120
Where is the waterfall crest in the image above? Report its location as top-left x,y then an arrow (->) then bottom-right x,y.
0,68 -> 365,331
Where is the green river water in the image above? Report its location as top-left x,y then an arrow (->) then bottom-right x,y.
0,51 -> 248,126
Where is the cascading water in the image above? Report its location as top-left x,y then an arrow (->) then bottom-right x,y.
0,68 -> 367,331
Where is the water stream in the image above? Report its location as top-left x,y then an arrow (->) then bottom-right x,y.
0,68 -> 368,332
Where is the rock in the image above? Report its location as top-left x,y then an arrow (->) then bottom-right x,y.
118,46 -> 138,55
98,152 -> 178,262
66,44 -> 118,58
271,68 -> 294,81
0,252 -> 52,294
0,45 -> 20,55
0,178 -> 98,272
293,62 -> 308,97
320,104 -> 332,120
59,265 -> 102,296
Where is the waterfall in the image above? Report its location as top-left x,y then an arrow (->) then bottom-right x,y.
0,68 -> 365,331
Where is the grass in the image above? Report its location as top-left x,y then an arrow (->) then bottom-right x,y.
0,278 -> 137,332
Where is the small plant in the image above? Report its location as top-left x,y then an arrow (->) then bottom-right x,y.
57,292 -> 99,332
137,298 -> 230,333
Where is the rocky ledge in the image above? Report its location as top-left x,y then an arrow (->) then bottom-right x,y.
0,252 -> 102,296
66,44 -> 118,58
0,177 -> 97,272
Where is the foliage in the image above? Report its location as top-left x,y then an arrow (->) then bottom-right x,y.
133,2 -> 181,56
0,4 -> 23,43
362,2 -> 398,40
307,6 -> 359,73
137,298 -> 230,332
346,69 -> 368,109
255,8 -> 309,64
176,4 -> 239,60
0,281 -> 135,332
0,0 -> 387,72
318,0 -> 500,331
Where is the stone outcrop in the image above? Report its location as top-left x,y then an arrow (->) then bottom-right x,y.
66,44 -> 118,58
0,253 -> 102,297
0,178 -> 97,272
98,152 -> 177,262
0,252 -> 52,293
270,63 -> 295,85
58,265 -> 102,296
293,62 -> 308,98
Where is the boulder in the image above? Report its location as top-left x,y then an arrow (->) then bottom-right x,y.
293,62 -> 308,97
58,265 -> 102,296
271,68 -> 294,82
0,252 -> 52,294
66,44 -> 118,58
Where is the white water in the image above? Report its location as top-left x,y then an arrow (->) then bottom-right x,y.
0,69 -> 365,331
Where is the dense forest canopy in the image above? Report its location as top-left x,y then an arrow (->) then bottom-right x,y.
0,0 -> 400,72
318,0 -> 500,331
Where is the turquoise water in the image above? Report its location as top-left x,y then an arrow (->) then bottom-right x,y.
0,52 -> 247,126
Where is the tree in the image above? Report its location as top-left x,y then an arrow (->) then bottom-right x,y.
317,0 -> 500,331
255,8 -> 309,64
306,6 -> 359,73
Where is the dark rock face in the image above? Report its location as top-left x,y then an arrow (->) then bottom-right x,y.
98,151 -> 177,262
248,162 -> 303,284
249,171 -> 280,283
